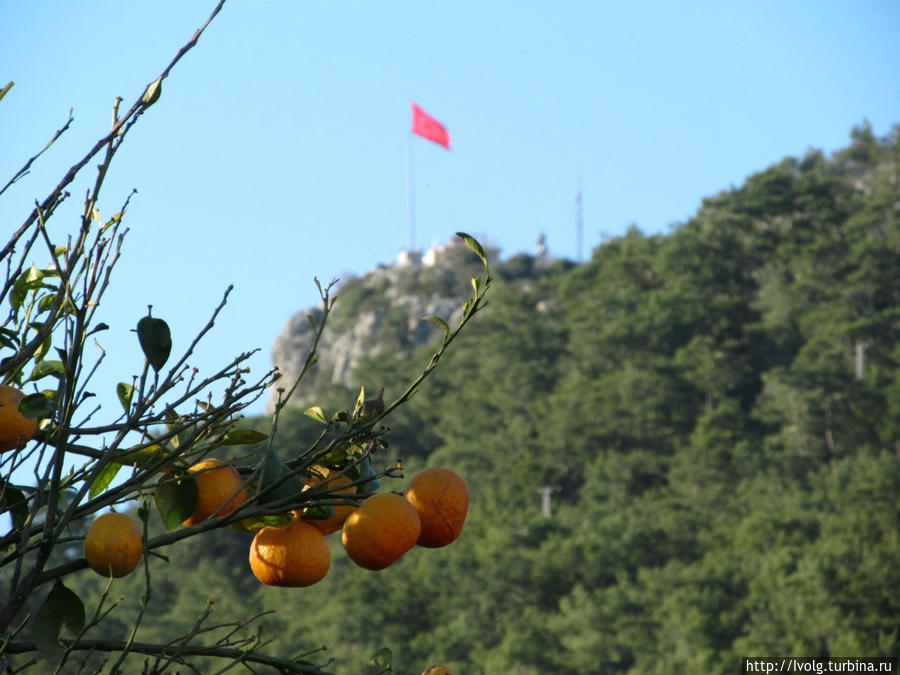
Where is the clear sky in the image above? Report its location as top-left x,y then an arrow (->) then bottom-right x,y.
2,0 -> 899,419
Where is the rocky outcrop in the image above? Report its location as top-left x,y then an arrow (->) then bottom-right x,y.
266,258 -> 471,414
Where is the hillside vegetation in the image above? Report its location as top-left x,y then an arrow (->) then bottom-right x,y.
65,124 -> 899,674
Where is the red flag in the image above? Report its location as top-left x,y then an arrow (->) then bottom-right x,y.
410,102 -> 450,149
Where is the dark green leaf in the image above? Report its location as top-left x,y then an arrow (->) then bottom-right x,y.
28,359 -> 65,382
222,428 -> 268,445
256,446 -> 307,505
19,392 -> 54,419
354,457 -> 381,495
423,315 -> 450,337
137,315 -> 172,371
89,462 -> 121,499
456,231 -> 487,265
154,473 -> 198,530
0,481 -> 28,530
116,382 -> 135,413
0,327 -> 17,350
300,504 -> 335,521
111,443 -> 167,467
32,580 -> 85,659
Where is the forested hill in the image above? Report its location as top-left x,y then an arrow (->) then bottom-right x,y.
71,124 -> 900,674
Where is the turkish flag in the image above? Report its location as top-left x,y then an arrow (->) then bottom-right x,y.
410,102 -> 450,149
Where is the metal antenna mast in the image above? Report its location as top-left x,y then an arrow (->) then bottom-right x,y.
575,188 -> 583,262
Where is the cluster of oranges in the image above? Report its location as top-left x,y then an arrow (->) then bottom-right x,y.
84,457 -> 248,578
3,381 -> 469,587
81,454 -> 469,590
250,465 -> 469,587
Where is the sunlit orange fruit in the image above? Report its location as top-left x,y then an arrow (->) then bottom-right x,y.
404,467 -> 469,548
341,492 -> 421,570
249,515 -> 331,587
182,458 -> 247,526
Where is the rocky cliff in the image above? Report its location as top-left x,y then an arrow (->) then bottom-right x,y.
266,239 -> 493,413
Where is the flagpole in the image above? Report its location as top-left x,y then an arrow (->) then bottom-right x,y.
406,130 -> 415,252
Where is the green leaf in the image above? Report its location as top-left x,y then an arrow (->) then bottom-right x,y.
116,382 -> 135,412
303,406 -> 329,424
102,211 -> 124,233
423,315 -> 450,337
352,386 -> 366,419
89,462 -> 122,499
28,359 -> 65,382
256,446 -> 307,505
137,314 -> 172,372
10,266 -> 59,310
19,392 -> 54,419
363,647 -> 392,675
32,580 -> 85,659
231,512 -> 291,533
0,327 -> 17,350
222,428 -> 268,445
0,81 -> 13,104
154,473 -> 198,530
30,325 -> 52,361
112,443 -> 167,467
300,504 -> 335,521
0,481 -> 29,530
353,456 -> 381,495
141,76 -> 162,107
456,231 -> 487,265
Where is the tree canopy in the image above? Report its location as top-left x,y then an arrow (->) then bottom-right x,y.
49,123 -> 900,673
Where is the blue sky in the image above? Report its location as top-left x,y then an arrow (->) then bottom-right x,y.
2,0 -> 899,419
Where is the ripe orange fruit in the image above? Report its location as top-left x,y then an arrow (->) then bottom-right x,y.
84,512 -> 143,578
0,385 -> 38,452
248,514 -> 331,587
182,458 -> 247,527
341,492 -> 421,571
404,467 -> 469,548
302,467 -> 357,535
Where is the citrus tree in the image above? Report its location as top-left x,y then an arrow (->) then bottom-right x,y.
0,4 -> 488,673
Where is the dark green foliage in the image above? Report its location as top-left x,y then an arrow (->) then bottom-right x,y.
59,124 -> 900,673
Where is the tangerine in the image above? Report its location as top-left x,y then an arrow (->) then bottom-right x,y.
404,467 -> 469,548
84,512 -> 143,578
341,492 -> 421,570
302,467 -> 357,535
182,458 -> 247,527
0,385 -> 38,452
249,515 -> 331,587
